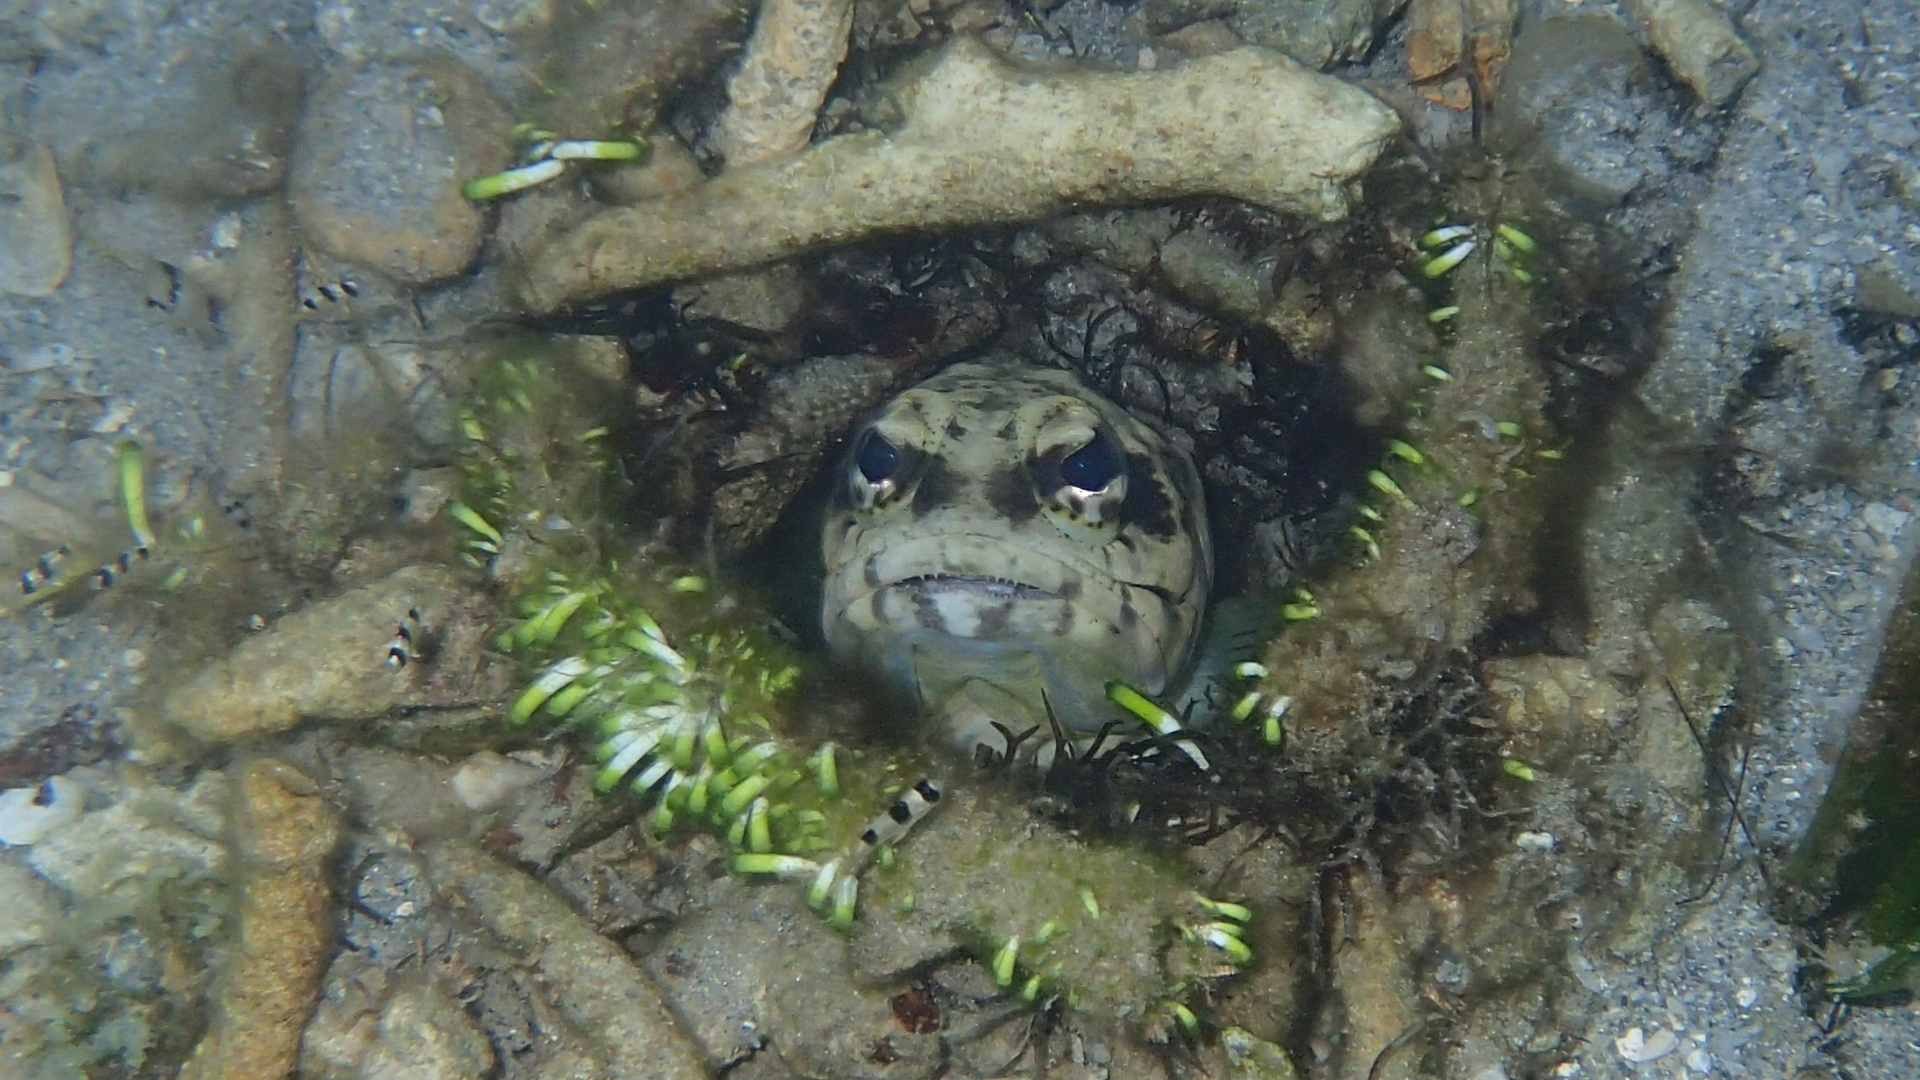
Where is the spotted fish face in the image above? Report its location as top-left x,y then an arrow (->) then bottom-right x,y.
821,360 -> 1211,756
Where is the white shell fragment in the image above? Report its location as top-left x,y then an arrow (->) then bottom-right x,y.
1514,830 -> 1556,852
1614,1026 -> 1679,1064
0,776 -> 85,846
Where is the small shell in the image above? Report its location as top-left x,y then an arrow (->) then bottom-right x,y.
0,776 -> 85,846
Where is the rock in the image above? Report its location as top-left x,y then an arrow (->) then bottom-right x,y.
1223,1026 -> 1303,1080
0,145 -> 72,297
1623,0 -> 1760,107
159,565 -> 488,744
517,36 -> 1401,310
1496,17 -> 1664,207
421,839 -> 709,1080
672,264 -> 811,336
0,774 -> 85,845
645,865 -> 928,1076
589,130 -> 706,204
0,859 -> 63,954
448,750 -> 551,812
289,55 -> 511,285
528,0 -> 752,135
178,759 -> 341,1080
28,796 -> 226,900
1137,0 -> 1242,35
338,748 -> 475,840
356,980 -> 495,1080
1226,0 -> 1406,69
64,47 -> 306,200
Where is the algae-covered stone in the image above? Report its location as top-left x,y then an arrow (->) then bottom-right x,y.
160,566 -> 488,744
517,37 -> 1400,310
850,783 -> 1243,1036
1224,1026 -> 1303,1080
289,55 -> 511,284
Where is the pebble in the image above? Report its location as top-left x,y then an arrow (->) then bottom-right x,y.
4,342 -> 74,372
449,751 -> 550,812
1862,501 -> 1910,542
0,145 -> 73,297
1733,986 -> 1758,1008
289,56 -> 510,285
0,860 -> 63,953
356,980 -> 496,1080
0,776 -> 85,846
1515,830 -> 1557,852
1615,1025 -> 1679,1063
1685,1047 -> 1713,1073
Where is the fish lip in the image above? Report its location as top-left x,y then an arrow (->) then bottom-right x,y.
892,573 -> 1057,600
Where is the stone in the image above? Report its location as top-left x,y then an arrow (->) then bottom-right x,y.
448,750 -> 551,813
159,566 -> 481,743
1623,0 -> 1760,107
0,145 -> 72,297
356,980 -> 495,1080
0,859 -> 63,954
289,55 -> 511,284
27,799 -> 225,900
421,839 -> 709,1080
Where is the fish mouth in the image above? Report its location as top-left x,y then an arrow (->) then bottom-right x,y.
892,573 -> 1057,601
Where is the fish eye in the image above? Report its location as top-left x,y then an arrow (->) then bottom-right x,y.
855,429 -> 902,485
1058,430 -> 1124,492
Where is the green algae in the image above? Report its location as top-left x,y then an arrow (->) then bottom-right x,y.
1789,562 -> 1920,1000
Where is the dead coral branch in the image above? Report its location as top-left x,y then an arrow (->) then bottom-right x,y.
515,38 -> 1400,313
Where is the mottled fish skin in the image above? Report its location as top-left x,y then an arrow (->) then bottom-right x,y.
821,359 -> 1211,757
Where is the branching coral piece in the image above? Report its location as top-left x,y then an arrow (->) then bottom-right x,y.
177,760 -> 339,1080
515,37 -> 1400,312
715,0 -> 856,164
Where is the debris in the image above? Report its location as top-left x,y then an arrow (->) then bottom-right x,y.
1622,0 -> 1760,107
0,146 -> 73,297
516,37 -> 1400,311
